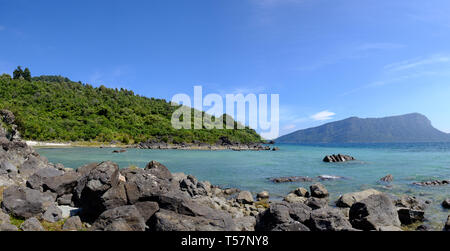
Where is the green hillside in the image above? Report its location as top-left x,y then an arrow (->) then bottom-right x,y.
0,71 -> 262,144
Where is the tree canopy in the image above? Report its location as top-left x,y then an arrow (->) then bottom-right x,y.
0,70 -> 262,144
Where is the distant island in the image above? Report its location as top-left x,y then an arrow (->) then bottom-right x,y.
276,113 -> 450,144
0,68 -> 262,145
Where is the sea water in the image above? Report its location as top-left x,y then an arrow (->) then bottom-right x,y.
37,143 -> 450,230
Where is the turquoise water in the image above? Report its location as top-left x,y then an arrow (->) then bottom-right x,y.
37,143 -> 450,229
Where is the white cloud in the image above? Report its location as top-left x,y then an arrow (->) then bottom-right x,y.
384,54 -> 450,72
311,110 -> 335,121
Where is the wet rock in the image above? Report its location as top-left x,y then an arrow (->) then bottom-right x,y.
272,147 -> 280,151
308,207 -> 354,231
91,205 -> 146,231
349,194 -> 401,231
257,191 -> 270,201
323,154 -> 355,163
112,149 -> 127,153
271,176 -> 313,183
236,191 -> 254,204
62,216 -> 83,231
380,174 -> 394,183
20,217 -> 45,231
1,185 -> 54,219
318,175 -> 344,181
336,189 -> 382,208
442,199 -> 450,209
310,183 -> 329,198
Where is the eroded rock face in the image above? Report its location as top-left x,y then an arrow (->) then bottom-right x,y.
323,154 -> 355,163
349,194 -> 401,231
1,185 -> 55,219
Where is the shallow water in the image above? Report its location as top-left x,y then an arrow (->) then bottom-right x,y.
37,143 -> 450,230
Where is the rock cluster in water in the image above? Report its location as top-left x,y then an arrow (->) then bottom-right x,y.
323,154 -> 356,163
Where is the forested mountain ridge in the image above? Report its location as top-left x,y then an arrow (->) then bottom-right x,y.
0,71 -> 262,144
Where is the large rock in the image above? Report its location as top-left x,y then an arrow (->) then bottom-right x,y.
179,175 -> 208,197
42,205 -> 63,223
306,197 -> 328,210
256,191 -> 270,201
120,166 -> 173,204
380,174 -> 394,183
236,191 -> 254,204
323,154 -> 355,163
284,193 -> 307,204
349,194 -> 401,231
310,183 -> 329,198
0,223 -> 18,231
27,168 -> 64,191
255,202 -> 311,231
18,155 -> 49,178
152,209 -> 236,231
20,217 -> 45,231
394,196 -> 427,225
336,189 -> 382,208
308,207 -> 354,231
145,160 -> 173,180
134,201 -> 159,223
74,161 -> 120,221
1,185 -> 54,219
91,205 -> 146,231
100,183 -> 128,210
43,171 -> 80,196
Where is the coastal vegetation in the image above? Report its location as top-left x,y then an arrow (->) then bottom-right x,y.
0,67 -> 262,144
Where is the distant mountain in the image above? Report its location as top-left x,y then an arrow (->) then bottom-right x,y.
276,113 -> 450,144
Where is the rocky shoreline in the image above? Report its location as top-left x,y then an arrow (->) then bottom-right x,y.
132,139 -> 278,151
0,110 -> 449,231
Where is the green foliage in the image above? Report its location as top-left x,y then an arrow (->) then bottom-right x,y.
0,73 -> 262,144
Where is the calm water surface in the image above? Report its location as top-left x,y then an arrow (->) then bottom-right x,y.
37,143 -> 450,230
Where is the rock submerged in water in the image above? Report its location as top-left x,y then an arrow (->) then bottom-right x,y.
323,154 -> 355,163
442,199 -> 450,209
336,189 -> 382,208
380,174 -> 394,183
413,180 -> 449,186
270,176 -> 313,183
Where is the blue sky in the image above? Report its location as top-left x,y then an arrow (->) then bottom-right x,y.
1,0 -> 450,136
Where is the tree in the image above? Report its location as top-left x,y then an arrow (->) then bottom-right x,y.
23,68 -> 32,81
13,66 -> 24,80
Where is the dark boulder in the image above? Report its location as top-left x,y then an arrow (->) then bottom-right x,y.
380,174 -> 394,183
413,180 -> 449,186
323,154 -> 355,163
43,171 -> 80,197
91,205 -> 146,231
26,168 -> 64,191
20,217 -> 45,231
349,194 -> 401,231
255,202 -> 311,231
100,183 -> 128,210
306,197 -> 328,210
442,199 -> 450,209
1,185 -> 55,219
151,209 -> 236,231
145,160 -> 173,180
444,215 -> 450,231
394,196 -> 427,225
134,201 -> 159,223
62,216 -> 83,231
308,207 -> 354,231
